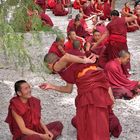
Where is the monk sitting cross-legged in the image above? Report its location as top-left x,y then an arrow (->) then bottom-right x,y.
40,52 -> 122,140
52,0 -> 68,16
48,36 -> 66,57
5,80 -> 63,140
105,50 -> 140,100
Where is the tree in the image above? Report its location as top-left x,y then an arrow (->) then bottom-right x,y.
0,0 -> 63,75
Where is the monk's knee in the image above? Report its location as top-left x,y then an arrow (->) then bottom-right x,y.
55,121 -> 64,131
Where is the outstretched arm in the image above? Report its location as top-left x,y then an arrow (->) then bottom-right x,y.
40,82 -> 73,93
53,53 -> 96,72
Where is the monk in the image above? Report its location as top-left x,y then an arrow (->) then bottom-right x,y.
121,2 -> 131,17
40,52 -> 122,140
105,50 -> 140,100
100,0 -> 111,20
87,30 -> 106,56
48,36 -> 65,57
35,0 -> 47,12
73,0 -> 82,9
64,31 -> 85,52
40,12 -> 54,27
5,80 -> 63,140
94,10 -> 137,75
67,16 -> 90,38
52,0 -> 68,16
47,0 -> 56,9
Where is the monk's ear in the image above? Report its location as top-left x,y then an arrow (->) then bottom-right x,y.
17,91 -> 22,97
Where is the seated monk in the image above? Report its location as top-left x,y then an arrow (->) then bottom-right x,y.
67,16 -> 90,38
105,50 -> 140,100
40,12 -> 54,27
94,0 -> 104,14
100,0 -> 111,20
47,0 -> 57,9
64,31 -> 85,52
5,80 -> 63,140
48,36 -> 66,57
121,2 -> 131,17
52,0 -> 68,16
35,0 -> 47,13
73,0 -> 82,9
89,30 -> 106,56
40,52 -> 121,140
81,0 -> 95,18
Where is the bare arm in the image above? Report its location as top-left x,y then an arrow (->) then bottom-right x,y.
54,53 -> 95,72
40,82 -> 73,93
91,30 -> 109,50
58,45 -> 66,55
12,110 -> 50,140
125,14 -> 137,23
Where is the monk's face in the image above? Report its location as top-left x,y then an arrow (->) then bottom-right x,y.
93,32 -> 101,42
75,21 -> 81,27
69,32 -> 76,40
121,55 -> 130,65
18,83 -> 32,99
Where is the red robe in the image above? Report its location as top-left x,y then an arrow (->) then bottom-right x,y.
67,22 -> 90,38
86,36 -> 106,56
36,0 -> 47,12
71,106 -> 122,138
64,37 -> 84,51
54,50 -> 116,140
127,21 -> 139,32
105,59 -> 138,99
40,12 -> 54,27
53,3 -> 68,16
99,17 -> 130,75
73,0 -> 81,9
48,42 -> 64,57
82,4 -> 92,17
100,0 -> 111,20
47,0 -> 56,9
5,96 -> 63,140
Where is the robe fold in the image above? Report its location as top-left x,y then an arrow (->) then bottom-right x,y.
53,3 -> 68,16
71,106 -> 122,138
55,50 -> 117,140
47,0 -> 56,9
105,59 -> 138,99
48,42 -> 64,57
5,97 -> 63,140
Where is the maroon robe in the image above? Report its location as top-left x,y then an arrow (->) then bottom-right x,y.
105,59 -> 138,99
48,42 -> 64,57
5,96 -> 63,140
53,3 -> 68,16
99,17 -> 130,75
36,0 -> 47,12
71,106 -> 122,138
67,22 -> 90,38
54,50 -> 121,140
40,12 -> 54,27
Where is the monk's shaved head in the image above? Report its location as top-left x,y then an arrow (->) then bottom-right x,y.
118,50 -> 130,65
118,50 -> 130,58
44,53 -> 59,64
55,36 -> 64,42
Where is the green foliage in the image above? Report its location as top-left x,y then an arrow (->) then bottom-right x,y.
0,0 -> 64,76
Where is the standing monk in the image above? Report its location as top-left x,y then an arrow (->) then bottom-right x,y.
5,80 -> 63,140
40,52 -> 118,140
94,10 -> 137,74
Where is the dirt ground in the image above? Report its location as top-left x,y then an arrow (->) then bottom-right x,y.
0,0 -> 140,140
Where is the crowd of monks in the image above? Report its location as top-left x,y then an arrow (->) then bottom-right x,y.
5,0 -> 140,140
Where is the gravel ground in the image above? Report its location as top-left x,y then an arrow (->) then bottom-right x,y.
0,0 -> 140,140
